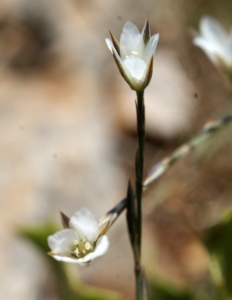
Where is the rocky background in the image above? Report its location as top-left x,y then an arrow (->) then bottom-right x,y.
0,0 -> 232,299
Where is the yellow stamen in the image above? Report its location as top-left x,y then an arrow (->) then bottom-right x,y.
74,248 -> 79,255
85,242 -> 92,250
131,51 -> 139,55
72,239 -> 94,258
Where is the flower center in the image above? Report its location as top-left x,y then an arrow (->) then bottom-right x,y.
125,50 -> 139,59
72,239 -> 94,258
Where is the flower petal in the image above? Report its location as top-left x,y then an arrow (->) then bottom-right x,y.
223,35 -> 232,67
51,236 -> 109,265
105,38 -> 113,53
48,229 -> 77,255
200,16 -> 227,45
123,57 -> 147,82
140,56 -> 153,90
69,208 -> 99,242
143,33 -> 159,63
120,22 -> 144,59
52,255 -> 82,263
193,37 -> 219,64
111,46 -> 138,88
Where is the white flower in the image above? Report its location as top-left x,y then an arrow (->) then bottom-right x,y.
48,208 -> 109,266
106,19 -> 159,91
193,16 -> 232,71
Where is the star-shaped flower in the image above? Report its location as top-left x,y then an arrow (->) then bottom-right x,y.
106,19 -> 159,91
193,16 -> 232,71
48,208 -> 109,266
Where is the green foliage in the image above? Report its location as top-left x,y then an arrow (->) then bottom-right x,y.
149,279 -> 193,300
148,207 -> 232,300
203,209 -> 232,297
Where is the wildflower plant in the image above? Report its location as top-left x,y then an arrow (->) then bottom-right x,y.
105,19 -> 159,299
42,14 -> 232,300
47,18 -> 159,300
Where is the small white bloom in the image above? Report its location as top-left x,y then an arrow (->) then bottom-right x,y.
106,19 -> 159,91
48,208 -> 109,266
193,16 -> 232,71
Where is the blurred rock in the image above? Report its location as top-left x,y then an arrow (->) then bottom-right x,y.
0,0 -> 56,71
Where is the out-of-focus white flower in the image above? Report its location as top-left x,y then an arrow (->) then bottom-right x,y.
48,208 -> 109,266
193,16 -> 232,71
106,19 -> 159,91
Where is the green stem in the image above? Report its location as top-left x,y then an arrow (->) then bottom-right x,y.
135,90 -> 145,300
209,254 -> 229,300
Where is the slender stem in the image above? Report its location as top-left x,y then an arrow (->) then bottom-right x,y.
135,90 -> 145,255
209,254 -> 229,300
135,90 -> 145,300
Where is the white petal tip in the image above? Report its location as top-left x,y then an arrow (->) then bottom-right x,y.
105,38 -> 113,53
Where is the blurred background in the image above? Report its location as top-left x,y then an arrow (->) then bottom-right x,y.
1,0 -> 232,299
